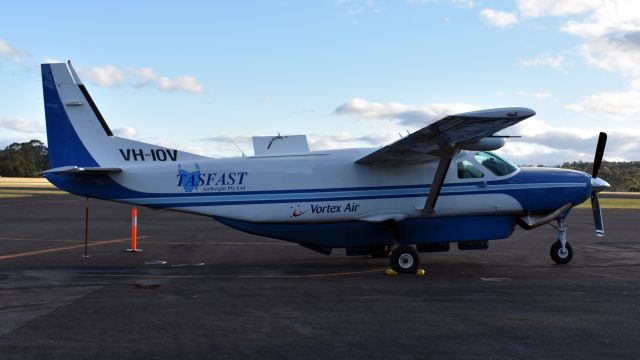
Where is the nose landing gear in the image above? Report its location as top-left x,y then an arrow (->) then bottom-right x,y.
550,218 -> 573,264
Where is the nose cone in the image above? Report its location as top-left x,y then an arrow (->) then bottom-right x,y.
591,177 -> 610,193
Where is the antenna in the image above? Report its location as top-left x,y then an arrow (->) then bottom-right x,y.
267,132 -> 288,149
229,139 -> 246,157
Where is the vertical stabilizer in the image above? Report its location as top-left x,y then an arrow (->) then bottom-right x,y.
42,62 -> 111,168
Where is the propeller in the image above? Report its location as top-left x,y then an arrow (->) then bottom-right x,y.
592,132 -> 607,178
590,132 -> 608,237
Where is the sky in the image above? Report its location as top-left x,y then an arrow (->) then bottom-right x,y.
1,0 -> 639,165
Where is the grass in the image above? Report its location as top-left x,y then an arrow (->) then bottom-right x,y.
0,177 -> 66,197
0,194 -> 33,199
575,197 -> 640,209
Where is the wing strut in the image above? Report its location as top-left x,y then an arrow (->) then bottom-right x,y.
422,147 -> 456,215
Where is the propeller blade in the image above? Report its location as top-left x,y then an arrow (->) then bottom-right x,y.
592,132 -> 607,178
591,193 -> 604,237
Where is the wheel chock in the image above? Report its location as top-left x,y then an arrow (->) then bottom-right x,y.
384,268 -> 398,276
416,268 -> 426,277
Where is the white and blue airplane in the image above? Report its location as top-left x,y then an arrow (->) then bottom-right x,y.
42,61 -> 610,274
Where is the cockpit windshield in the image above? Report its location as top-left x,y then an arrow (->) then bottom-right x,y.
474,151 -> 518,176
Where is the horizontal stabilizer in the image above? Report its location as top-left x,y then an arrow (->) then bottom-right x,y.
43,166 -> 122,175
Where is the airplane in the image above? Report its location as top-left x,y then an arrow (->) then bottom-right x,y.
41,61 -> 610,274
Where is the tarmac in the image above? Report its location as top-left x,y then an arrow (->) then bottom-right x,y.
0,194 -> 639,359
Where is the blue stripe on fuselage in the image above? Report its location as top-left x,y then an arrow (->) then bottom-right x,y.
47,165 -> 591,213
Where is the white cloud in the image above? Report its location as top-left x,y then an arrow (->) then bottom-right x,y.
566,90 -> 640,118
0,117 -> 45,133
307,132 -> 398,150
514,1 -> 640,118
579,34 -> 640,87
451,0 -> 474,9
113,127 -> 138,138
127,67 -> 204,93
560,1 -> 640,38
520,54 -> 565,70
43,56 -> 62,64
333,98 -> 480,126
0,38 -> 28,63
78,65 -> 205,93
127,67 -> 158,86
496,118 -> 640,165
155,75 -> 204,93
516,0 -> 603,19
79,65 -> 126,87
479,8 -> 519,28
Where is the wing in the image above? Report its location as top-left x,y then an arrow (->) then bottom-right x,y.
356,107 -> 535,165
354,107 -> 535,215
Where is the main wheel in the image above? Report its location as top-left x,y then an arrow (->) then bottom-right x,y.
550,240 -> 573,264
390,246 -> 420,274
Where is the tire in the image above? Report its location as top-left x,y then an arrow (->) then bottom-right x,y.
550,240 -> 573,265
390,246 -> 420,274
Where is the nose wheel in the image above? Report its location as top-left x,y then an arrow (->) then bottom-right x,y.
550,240 -> 573,264
390,246 -> 420,274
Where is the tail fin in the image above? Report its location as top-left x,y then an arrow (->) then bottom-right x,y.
41,61 -> 204,170
42,61 -> 108,168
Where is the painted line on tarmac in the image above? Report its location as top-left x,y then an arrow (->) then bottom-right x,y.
0,198 -> 82,207
79,267 -> 387,279
0,236 -> 149,261
0,237 -> 83,243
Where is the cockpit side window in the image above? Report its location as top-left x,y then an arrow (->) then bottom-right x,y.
474,151 -> 518,176
457,160 -> 484,179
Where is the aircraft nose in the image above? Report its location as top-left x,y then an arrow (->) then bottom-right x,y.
591,177 -> 610,193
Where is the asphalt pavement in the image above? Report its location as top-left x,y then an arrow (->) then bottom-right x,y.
1,195 -> 639,359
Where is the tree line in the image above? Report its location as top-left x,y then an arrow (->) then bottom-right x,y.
561,161 -> 640,192
1,139 -> 640,192
0,140 -> 49,177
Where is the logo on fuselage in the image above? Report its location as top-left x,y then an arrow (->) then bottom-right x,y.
290,205 -> 309,218
176,164 -> 248,193
290,202 -> 361,218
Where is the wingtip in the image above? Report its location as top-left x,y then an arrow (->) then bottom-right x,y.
454,107 -> 536,119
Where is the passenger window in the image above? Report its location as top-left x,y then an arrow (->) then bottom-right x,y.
457,160 -> 484,179
474,151 -> 518,176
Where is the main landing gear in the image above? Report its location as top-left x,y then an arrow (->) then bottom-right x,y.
390,246 -> 420,274
384,221 -> 422,274
550,218 -> 573,264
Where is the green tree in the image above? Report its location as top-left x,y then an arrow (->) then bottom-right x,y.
562,161 -> 640,192
0,140 -> 48,177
